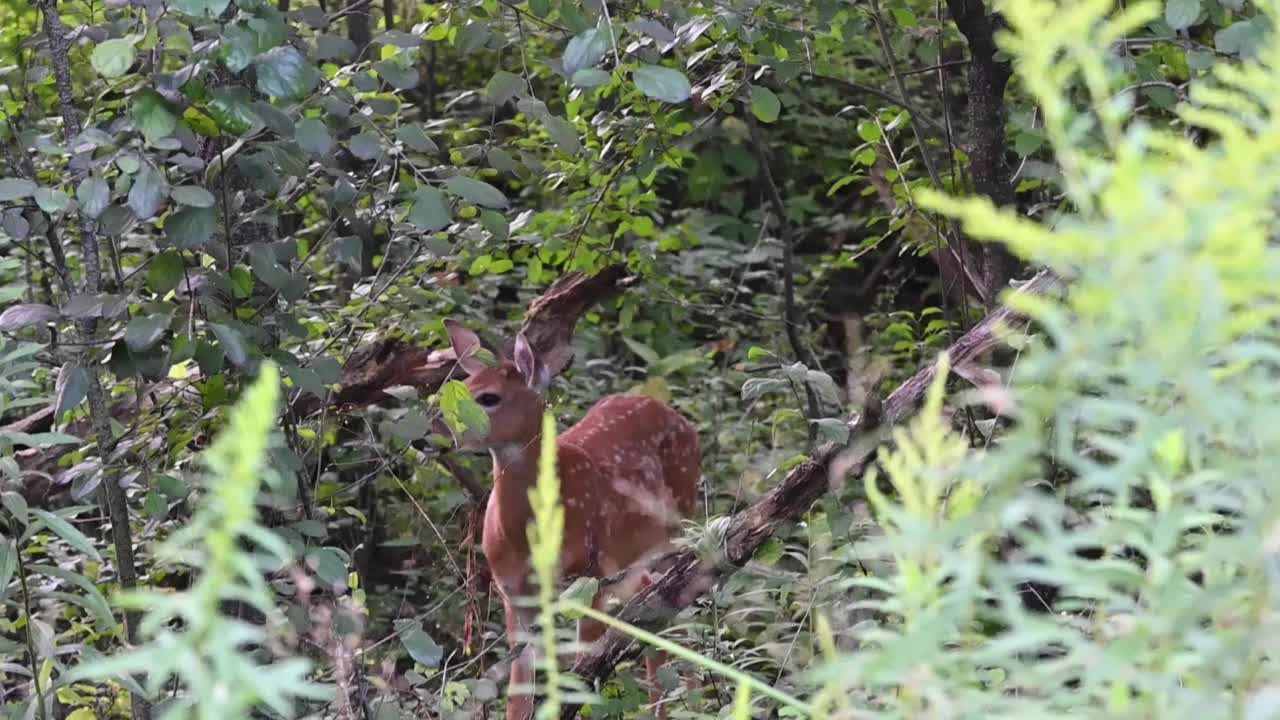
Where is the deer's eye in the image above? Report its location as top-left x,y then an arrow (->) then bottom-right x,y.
476,392 -> 502,407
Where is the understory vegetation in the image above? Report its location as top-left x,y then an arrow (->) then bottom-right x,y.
3,0 -> 1280,718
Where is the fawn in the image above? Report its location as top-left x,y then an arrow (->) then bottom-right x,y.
441,322 -> 700,720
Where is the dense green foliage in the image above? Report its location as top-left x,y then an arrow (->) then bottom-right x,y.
3,0 -> 1280,717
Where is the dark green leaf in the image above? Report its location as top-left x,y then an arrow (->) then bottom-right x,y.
349,132 -> 382,160
480,210 -> 509,241
1165,0 -> 1201,31
401,626 -> 443,668
34,188 -> 71,214
544,116 -> 581,154
0,178 -> 37,201
0,541 -> 15,602
396,124 -> 438,153
147,250 -> 185,294
444,175 -> 509,209
485,70 -> 525,106
133,90 -> 178,143
1216,19 -> 1265,57
571,68 -> 611,88
207,88 -> 260,135
55,363 -> 89,416
750,86 -> 781,123
91,38 -> 136,78
307,547 -> 349,588
373,60 -> 419,90
173,0 -> 231,16
408,187 -> 451,231
77,177 -> 111,218
31,508 -> 101,562
256,46 -> 316,99
171,185 -> 217,208
296,118 -> 333,156
165,206 -> 216,249
0,304 -> 57,331
220,24 -> 259,72
127,164 -> 169,220
633,64 -> 691,103
563,28 -> 609,76
209,322 -> 249,366
249,243 -> 291,289
124,312 -> 173,352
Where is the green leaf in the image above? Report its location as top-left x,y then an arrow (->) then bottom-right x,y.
480,210 -> 509,241
165,206 -> 216,249
296,118 -> 333,156
30,509 -> 101,562
249,243 -> 291,289
409,186 -> 451,232
571,68 -> 611,88
133,90 -> 178,143
1165,0 -> 1201,31
544,115 -> 581,154
209,322 -> 249,366
171,185 -> 216,208
306,547 -> 349,588
125,312 -> 172,352
55,363 -> 90,416
563,28 -> 609,76
373,60 -> 419,90
148,250 -> 185,294
401,626 -> 443,668
0,540 -> 15,602
0,178 -> 37,201
1216,19 -> 1265,57
315,33 -> 357,61
558,576 -> 600,618
444,176 -> 509,209
173,0 -> 231,16
633,64 -> 691,103
127,164 -> 169,220
207,88 -> 259,135
220,24 -> 259,73
91,38 -> 136,78
77,177 -> 111,218
750,86 -> 781,123
857,120 -> 881,143
0,303 -> 57,331
349,132 -> 382,160
255,46 -> 315,99
439,380 -> 490,436
485,70 -> 525,106
34,187 -> 71,214
396,124 -> 438,153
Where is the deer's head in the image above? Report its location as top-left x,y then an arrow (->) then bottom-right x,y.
442,321 -> 551,453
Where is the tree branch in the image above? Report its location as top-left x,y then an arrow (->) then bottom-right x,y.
945,0 -> 1021,297
32,4 -> 148,717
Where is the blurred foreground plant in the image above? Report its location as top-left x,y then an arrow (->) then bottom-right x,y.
68,363 -> 329,718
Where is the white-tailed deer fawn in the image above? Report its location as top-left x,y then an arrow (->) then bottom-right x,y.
442,322 -> 699,720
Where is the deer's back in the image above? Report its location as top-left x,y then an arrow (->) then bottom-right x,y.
557,394 -> 700,575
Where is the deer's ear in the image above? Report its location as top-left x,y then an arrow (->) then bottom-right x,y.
445,320 -> 490,376
514,332 -> 551,392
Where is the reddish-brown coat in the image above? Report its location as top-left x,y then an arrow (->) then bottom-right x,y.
444,323 -> 700,720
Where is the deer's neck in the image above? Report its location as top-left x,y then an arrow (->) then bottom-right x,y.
488,435 -> 543,542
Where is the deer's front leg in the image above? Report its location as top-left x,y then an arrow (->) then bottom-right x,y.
503,593 -> 538,720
